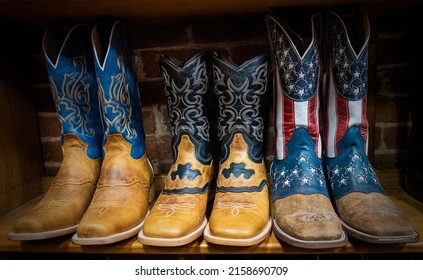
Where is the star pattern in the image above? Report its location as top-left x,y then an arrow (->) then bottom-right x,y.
269,22 -> 320,101
330,17 -> 368,101
326,151 -> 382,190
272,153 -> 326,192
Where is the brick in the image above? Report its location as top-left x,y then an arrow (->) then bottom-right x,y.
140,108 -> 155,135
192,21 -> 267,44
230,44 -> 270,66
139,80 -> 167,105
375,96 -> 411,123
34,86 -> 55,113
374,126 -> 383,151
376,38 -> 410,66
44,164 -> 60,176
38,115 -> 61,138
150,158 -> 173,175
373,152 -> 406,169
130,25 -> 189,49
377,65 -> 411,96
141,48 -> 221,79
376,9 -> 410,35
41,140 -> 63,163
383,125 -> 411,150
145,134 -> 172,163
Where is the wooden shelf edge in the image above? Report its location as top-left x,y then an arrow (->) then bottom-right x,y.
1,0 -> 422,25
1,170 -> 422,256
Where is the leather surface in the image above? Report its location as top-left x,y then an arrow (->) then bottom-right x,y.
141,51 -> 214,243
336,192 -> 416,236
77,134 -> 153,238
13,135 -> 100,233
143,136 -> 214,239
273,194 -> 343,241
209,133 -> 270,239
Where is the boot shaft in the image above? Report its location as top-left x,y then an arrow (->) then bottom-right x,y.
160,50 -> 213,165
42,24 -> 103,160
323,10 -> 370,158
92,20 -> 146,159
266,14 -> 322,160
212,53 -> 269,164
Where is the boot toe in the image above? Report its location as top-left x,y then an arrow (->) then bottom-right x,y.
274,194 -> 344,241
337,192 -> 416,237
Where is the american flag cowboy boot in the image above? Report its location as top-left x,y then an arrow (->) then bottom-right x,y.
323,10 -> 418,244
266,13 -> 348,249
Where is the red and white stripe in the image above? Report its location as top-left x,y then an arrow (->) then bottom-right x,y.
274,62 -> 322,160
323,64 -> 369,158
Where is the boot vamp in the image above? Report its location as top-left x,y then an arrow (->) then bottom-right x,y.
143,193 -> 208,238
209,190 -> 269,239
273,194 -> 343,241
336,192 -> 416,236
77,135 -> 153,238
13,135 -> 100,233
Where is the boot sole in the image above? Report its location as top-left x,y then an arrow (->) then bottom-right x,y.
137,218 -> 207,247
272,219 -> 348,249
8,225 -> 78,241
340,220 -> 420,244
71,212 -> 149,245
203,218 -> 272,246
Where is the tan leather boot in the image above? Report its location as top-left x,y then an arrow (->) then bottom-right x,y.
138,51 -> 215,247
8,24 -> 103,240
203,53 -> 272,246
72,20 -> 154,245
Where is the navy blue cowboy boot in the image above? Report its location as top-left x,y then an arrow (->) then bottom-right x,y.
203,53 -> 271,246
266,13 -> 347,249
9,24 -> 103,240
323,10 -> 418,244
72,20 -> 154,245
138,50 -> 215,247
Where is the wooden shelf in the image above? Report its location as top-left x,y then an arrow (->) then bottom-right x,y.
1,170 -> 422,256
0,0 -> 422,25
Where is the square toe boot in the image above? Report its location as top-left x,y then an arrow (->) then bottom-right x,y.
202,53 -> 272,246
266,13 -> 347,249
323,10 -> 418,244
72,21 -> 154,245
138,51 -> 215,247
9,24 -> 103,240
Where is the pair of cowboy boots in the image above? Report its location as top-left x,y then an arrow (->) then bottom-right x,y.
138,50 -> 271,247
8,21 -> 154,245
267,10 -> 419,249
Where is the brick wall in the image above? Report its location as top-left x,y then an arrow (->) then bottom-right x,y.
31,10 -> 413,178
373,9 -> 412,169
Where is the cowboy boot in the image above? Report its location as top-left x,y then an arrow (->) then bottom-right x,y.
138,50 -> 215,247
323,10 -> 418,244
72,20 -> 154,245
202,53 -> 271,246
266,13 -> 347,249
8,25 -> 103,240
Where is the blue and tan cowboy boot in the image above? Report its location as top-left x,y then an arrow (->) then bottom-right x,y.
203,53 -> 271,246
323,10 -> 418,244
266,13 -> 347,249
138,50 -> 215,247
72,21 -> 154,245
9,25 -> 103,240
